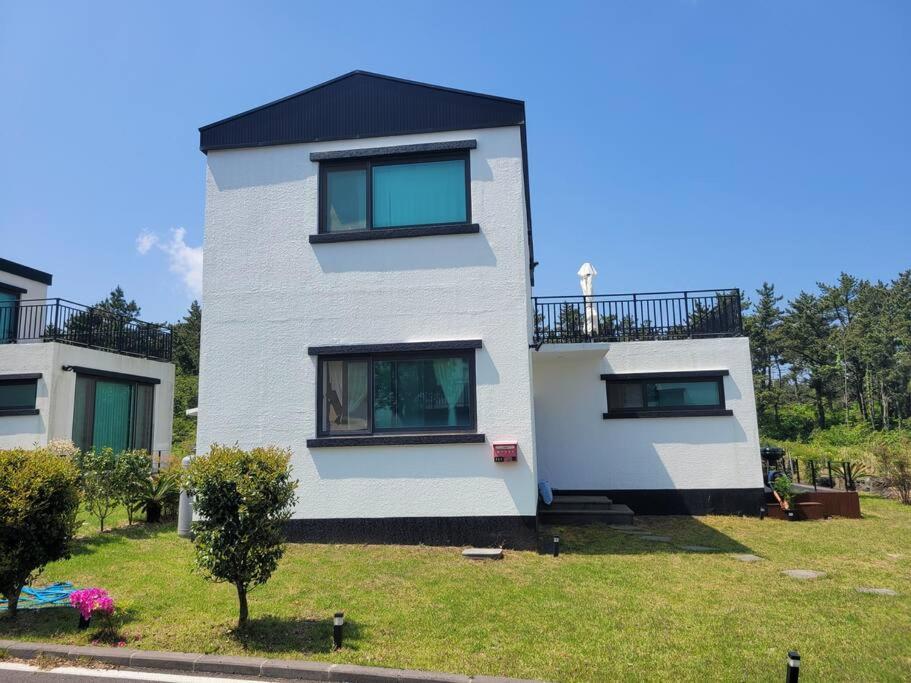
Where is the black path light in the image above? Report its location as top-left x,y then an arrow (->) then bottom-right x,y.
333,612 -> 344,650
553,536 -> 560,557
786,650 -> 800,682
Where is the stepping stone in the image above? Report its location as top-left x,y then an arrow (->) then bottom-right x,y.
609,525 -> 648,534
462,547 -> 503,560
733,554 -> 763,562
639,535 -> 672,542
782,569 -> 826,580
679,545 -> 716,552
856,587 -> 898,596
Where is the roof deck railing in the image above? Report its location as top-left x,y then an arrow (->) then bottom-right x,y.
533,289 -> 743,345
0,298 -> 172,362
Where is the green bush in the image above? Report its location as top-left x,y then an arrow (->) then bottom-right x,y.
142,467 -> 180,522
771,473 -> 794,506
0,447 -> 80,616
186,445 -> 297,628
75,448 -> 119,532
114,449 -> 153,525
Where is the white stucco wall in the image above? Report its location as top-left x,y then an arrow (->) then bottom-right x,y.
197,127 -> 538,519
0,342 -> 175,453
532,337 -> 763,491
0,270 -> 49,301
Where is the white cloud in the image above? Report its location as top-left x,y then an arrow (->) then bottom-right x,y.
135,231 -> 159,254
136,228 -> 203,299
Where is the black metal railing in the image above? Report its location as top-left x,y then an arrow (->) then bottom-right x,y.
533,289 -> 742,344
0,298 -> 172,361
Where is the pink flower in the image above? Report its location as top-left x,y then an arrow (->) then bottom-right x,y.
69,588 -> 115,620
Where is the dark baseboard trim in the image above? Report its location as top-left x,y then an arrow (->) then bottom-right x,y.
552,488 -> 765,516
603,409 -> 734,419
309,223 -> 479,244
307,433 -> 485,448
284,515 -> 538,549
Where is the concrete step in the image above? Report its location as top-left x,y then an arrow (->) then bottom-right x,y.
551,495 -> 613,509
539,504 -> 635,526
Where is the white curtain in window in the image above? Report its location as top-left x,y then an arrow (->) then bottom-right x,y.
432,358 -> 464,426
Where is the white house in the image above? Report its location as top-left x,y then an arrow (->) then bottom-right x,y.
195,71 -> 763,548
0,257 -> 175,459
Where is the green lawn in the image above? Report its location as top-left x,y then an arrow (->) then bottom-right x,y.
2,496 -> 910,682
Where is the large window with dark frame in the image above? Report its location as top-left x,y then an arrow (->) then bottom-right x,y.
602,371 -> 731,418
320,152 -> 471,234
318,351 -> 476,436
72,374 -> 154,453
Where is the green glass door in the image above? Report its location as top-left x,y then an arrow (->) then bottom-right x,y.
92,380 -> 132,453
0,290 -> 17,343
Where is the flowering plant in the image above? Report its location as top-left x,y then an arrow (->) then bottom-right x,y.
69,588 -> 114,620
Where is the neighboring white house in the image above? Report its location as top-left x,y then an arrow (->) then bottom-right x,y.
195,71 -> 763,548
0,257 -> 175,459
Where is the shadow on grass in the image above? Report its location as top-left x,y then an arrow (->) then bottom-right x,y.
69,521 -> 178,557
0,604 -> 137,642
231,615 -> 363,655
539,516 -> 753,555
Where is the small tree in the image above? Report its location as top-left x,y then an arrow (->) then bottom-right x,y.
869,435 -> 911,504
0,448 -> 80,616
76,448 -> 119,532
186,445 -> 297,628
114,449 -> 152,525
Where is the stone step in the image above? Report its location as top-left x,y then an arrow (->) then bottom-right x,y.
549,495 -> 614,510
539,504 -> 635,526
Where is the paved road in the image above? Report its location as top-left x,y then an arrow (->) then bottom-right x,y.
0,662 -> 307,683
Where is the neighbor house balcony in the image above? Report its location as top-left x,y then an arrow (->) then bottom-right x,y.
0,298 -> 172,362
533,289 -> 743,345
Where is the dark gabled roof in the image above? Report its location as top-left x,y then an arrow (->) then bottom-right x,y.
199,70 -> 526,152
0,257 -> 52,285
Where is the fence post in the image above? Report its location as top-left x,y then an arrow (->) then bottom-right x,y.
52,299 -> 60,341
810,461 -> 817,492
177,455 -> 194,539
786,651 -> 800,682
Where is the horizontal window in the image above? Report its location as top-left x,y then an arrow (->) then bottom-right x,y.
318,351 -> 476,437
602,371 -> 729,418
0,376 -> 38,414
320,152 -> 470,234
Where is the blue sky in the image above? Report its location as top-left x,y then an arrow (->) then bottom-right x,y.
2,1 -> 909,322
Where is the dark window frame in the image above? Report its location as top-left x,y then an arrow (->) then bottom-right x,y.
317,150 -> 472,235
0,373 -> 40,416
315,349 -> 478,438
601,370 -> 732,419
0,282 -> 24,344
71,372 -> 155,452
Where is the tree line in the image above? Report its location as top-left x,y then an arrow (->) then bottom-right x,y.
743,270 -> 911,441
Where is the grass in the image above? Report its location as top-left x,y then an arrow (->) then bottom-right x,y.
1,496 -> 910,682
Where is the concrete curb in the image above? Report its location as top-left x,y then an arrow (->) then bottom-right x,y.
0,639 -> 542,682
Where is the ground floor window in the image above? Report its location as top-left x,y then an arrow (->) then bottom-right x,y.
72,374 -> 154,452
602,370 -> 730,418
318,351 -> 476,436
0,374 -> 39,415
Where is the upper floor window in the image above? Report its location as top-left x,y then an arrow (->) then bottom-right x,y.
320,152 -> 470,234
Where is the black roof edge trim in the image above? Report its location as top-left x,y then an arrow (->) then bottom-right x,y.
0,373 -> 42,381
62,366 -> 161,385
308,339 -> 483,356
199,70 -> 525,133
310,139 -> 477,162
0,257 -> 53,285
520,123 -> 535,285
600,369 -> 730,381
